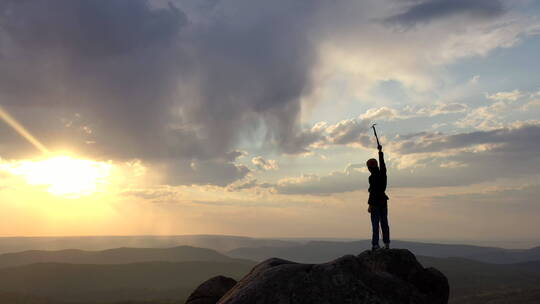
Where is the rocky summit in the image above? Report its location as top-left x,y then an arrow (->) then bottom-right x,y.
187,248 -> 449,304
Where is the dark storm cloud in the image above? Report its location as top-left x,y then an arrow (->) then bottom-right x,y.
0,0 -> 519,187
175,0 -> 322,158
278,127 -> 326,155
0,0 -> 187,159
164,158 -> 251,187
385,0 -> 506,27
0,0 -> 325,185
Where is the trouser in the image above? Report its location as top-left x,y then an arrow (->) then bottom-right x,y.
370,204 -> 390,246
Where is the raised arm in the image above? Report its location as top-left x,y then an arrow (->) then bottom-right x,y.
378,145 -> 386,174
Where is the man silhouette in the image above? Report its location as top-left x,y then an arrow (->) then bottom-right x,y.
366,144 -> 390,251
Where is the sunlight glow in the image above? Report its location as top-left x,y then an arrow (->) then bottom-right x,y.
4,156 -> 112,198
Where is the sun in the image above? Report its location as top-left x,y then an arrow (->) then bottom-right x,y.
5,155 -> 112,198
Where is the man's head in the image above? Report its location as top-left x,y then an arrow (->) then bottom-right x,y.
366,158 -> 378,173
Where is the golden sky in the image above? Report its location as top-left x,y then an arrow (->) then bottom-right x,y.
0,0 -> 539,240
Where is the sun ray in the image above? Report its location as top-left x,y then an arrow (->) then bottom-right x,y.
0,105 -> 50,155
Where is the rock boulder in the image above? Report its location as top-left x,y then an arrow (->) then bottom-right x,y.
185,275 -> 237,304
219,249 -> 448,304
188,249 -> 449,304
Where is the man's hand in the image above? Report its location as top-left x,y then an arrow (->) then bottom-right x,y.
368,205 -> 373,213
377,144 -> 382,151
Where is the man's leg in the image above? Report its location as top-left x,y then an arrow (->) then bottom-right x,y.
380,204 -> 390,246
370,206 -> 380,248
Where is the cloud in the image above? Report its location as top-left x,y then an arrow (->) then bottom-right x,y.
0,0 -> 187,157
457,89 -> 536,129
394,121 -> 540,154
227,162 -> 370,196
277,117 -> 374,153
521,99 -> 540,111
270,121 -> 540,195
275,101 -> 470,153
163,158 -> 251,187
226,179 -> 274,192
439,161 -> 467,169
468,75 -> 481,85
456,101 -> 507,129
325,119 -> 372,146
360,103 -> 468,122
387,121 -> 540,185
122,187 -> 182,203
432,184 -> 540,215
262,117 -> 372,155
385,0 -> 506,27
0,0 -> 536,186
486,89 -> 524,102
277,124 -> 327,155
428,103 -> 469,115
275,170 -> 365,196
252,156 -> 279,171
227,179 -> 259,192
0,0 -> 322,185
360,107 -> 402,121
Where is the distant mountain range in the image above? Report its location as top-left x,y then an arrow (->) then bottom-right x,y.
0,246 -> 251,268
0,243 -> 538,304
0,245 -> 256,303
2,235 -> 537,264
0,237 -> 539,303
417,256 -> 540,302
0,235 -> 299,254
227,240 -> 540,264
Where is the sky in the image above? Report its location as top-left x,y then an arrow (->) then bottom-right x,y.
0,0 -> 539,244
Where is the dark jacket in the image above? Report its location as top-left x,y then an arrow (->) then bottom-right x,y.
368,151 -> 389,205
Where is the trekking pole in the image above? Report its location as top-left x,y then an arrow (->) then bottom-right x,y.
371,124 -> 381,148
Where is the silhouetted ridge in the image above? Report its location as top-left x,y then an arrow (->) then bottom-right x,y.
228,240 -> 540,264
0,245 -> 250,268
188,248 -> 449,304
0,260 -> 254,303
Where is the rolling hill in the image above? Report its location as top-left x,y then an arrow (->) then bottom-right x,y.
0,244 -> 538,303
417,256 -> 540,301
227,240 -> 540,264
0,246 -> 251,269
0,235 -> 300,254
0,260 -> 255,303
